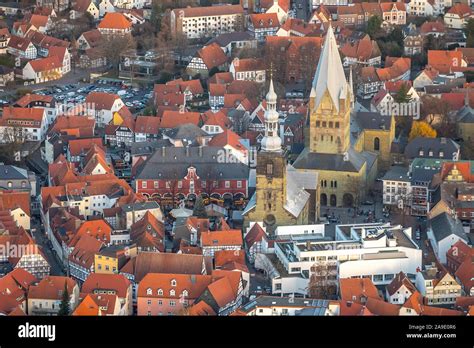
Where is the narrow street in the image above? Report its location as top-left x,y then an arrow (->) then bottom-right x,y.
31,218 -> 65,276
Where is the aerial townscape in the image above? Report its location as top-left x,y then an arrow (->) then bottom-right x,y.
0,0 -> 473,320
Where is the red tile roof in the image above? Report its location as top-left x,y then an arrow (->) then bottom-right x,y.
138,273 -> 212,299
447,3 -> 472,17
135,115 -> 160,134
197,43 -> 228,70
68,137 -> 104,157
82,273 -> 131,298
244,222 -> 267,248
250,13 -> 280,29
85,92 -> 121,110
172,4 -> 244,18
98,13 -> 132,30
339,278 -> 381,304
160,110 -> 201,128
28,276 -> 77,300
201,229 -> 243,247
28,56 -> 62,72
428,50 -> 464,74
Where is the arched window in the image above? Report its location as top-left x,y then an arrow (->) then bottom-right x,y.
374,137 -> 380,151
171,279 -> 177,287
157,289 -> 163,296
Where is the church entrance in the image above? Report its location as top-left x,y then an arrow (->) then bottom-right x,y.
320,193 -> 327,206
330,194 -> 337,207
343,193 -> 354,207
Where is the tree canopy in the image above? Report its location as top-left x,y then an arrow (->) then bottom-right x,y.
409,121 -> 437,141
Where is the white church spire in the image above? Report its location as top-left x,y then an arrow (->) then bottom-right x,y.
261,78 -> 282,152
310,24 -> 348,112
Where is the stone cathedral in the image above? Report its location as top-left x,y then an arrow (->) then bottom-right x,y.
293,25 -> 382,208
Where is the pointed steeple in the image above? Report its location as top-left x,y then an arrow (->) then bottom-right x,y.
310,24 -> 348,112
261,78 -> 281,152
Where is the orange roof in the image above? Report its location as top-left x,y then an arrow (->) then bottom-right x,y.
29,14 -> 49,29
209,72 -> 233,85
160,110 -> 201,128
428,50 -> 464,74
135,115 -> 160,134
341,34 -> 380,62
28,56 -> 62,72
138,273 -> 212,299
420,21 -> 445,35
250,13 -> 280,29
232,58 -> 265,72
15,93 -> 53,107
0,190 -> 30,216
50,115 -> 95,137
201,229 -> 243,247
339,278 -> 381,304
455,257 -> 474,293
166,79 -> 204,95
28,276 -> 77,300
70,219 -> 112,246
197,43 -> 228,70
68,234 -> 103,269
72,293 -> 101,316
98,13 -> 132,30
208,129 -> 245,151
0,107 -> 45,128
0,268 -> 36,305
380,2 -> 406,12
82,273 -> 131,298
85,92 -> 121,110
68,137 -> 104,157
447,3 -> 472,17
214,249 -> 246,268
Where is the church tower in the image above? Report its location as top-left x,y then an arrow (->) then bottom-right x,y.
309,24 -> 352,155
244,79 -> 315,228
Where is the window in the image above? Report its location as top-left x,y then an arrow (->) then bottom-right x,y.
178,181 -> 182,188
158,300 -> 163,305
266,163 -> 273,176
374,137 -> 380,151
225,181 -> 230,188
171,279 -> 177,287
237,181 -> 242,188
170,300 -> 176,307
157,289 -> 163,296
154,181 -> 159,188
142,181 -> 147,189
147,300 -> 151,305
146,288 -> 152,295
7,181 -> 11,188
170,289 -> 175,296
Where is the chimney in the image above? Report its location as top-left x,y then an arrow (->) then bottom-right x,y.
186,146 -> 190,157
161,146 -> 166,157
198,146 -> 203,157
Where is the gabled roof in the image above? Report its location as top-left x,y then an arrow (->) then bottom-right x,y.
98,13 -> 132,30
244,222 -> 267,248
28,276 -> 77,300
196,43 -> 227,70
208,129 -> 244,151
201,230 -> 243,247
339,278 -> 381,304
85,92 -> 121,110
249,13 -> 280,29
82,273 -> 131,298
121,252 -> 213,282
27,56 -> 62,72
172,4 -> 244,18
429,212 -> 467,242
160,111 -> 201,129
135,115 -> 160,134
386,271 -> 417,296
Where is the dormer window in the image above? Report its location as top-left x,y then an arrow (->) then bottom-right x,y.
170,289 -> 176,296
439,151 -> 444,157
182,290 -> 188,298
157,288 -> 163,296
419,150 -> 424,156
171,279 -> 177,287
146,288 -> 152,295
428,150 -> 433,157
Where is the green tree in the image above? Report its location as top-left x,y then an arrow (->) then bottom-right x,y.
366,15 -> 382,39
58,282 -> 71,316
394,83 -> 413,103
193,195 -> 208,218
388,27 -> 404,48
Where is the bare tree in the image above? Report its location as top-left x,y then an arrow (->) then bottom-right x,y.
308,262 -> 338,299
98,34 -> 136,74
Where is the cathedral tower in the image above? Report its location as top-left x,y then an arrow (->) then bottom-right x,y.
309,24 -> 352,155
